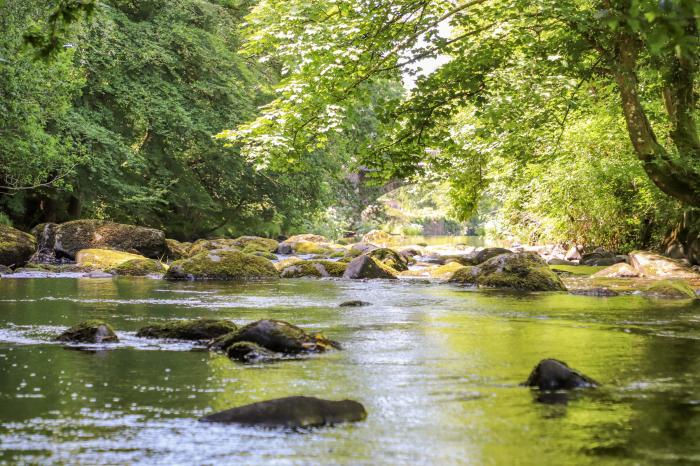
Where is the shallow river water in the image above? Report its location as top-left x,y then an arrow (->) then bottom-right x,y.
1,277 -> 700,465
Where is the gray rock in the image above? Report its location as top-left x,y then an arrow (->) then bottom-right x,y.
339,300 -> 372,307
200,396 -> 367,428
56,320 -> 119,343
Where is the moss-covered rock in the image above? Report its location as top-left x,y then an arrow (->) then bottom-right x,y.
469,247 -> 513,265
285,234 -> 329,243
366,248 -> 408,272
0,225 -> 36,267
280,260 -> 347,278
76,249 -> 147,270
210,319 -> 340,354
56,320 -> 119,343
234,236 -> 279,253
451,253 -> 566,291
292,241 -> 334,256
187,238 -> 240,256
643,279 -> 697,299
107,258 -> 166,276
34,220 -> 165,260
136,318 -> 237,340
164,250 -> 278,280
343,255 -> 398,279
274,257 -> 304,271
362,230 -> 399,245
165,238 -> 191,260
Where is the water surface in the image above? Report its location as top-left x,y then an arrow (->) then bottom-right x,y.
1,277 -> 699,465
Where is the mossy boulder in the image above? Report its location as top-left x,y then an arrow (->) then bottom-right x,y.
643,279 -> 697,299
285,234 -> 329,243
33,220 -> 165,260
107,258 -> 166,276
280,260 -> 347,278
199,396 -> 367,428
362,230 -> 399,245
234,236 -> 279,253
76,248 -> 147,270
366,248 -> 408,272
0,225 -> 36,267
164,250 -> 278,280
210,319 -> 340,354
343,255 -> 398,279
136,318 -> 237,340
469,247 -> 513,265
291,241 -> 334,256
348,242 -> 378,257
165,239 -> 191,260
450,253 -> 566,291
187,238 -> 240,256
56,320 -> 119,343
274,257 -> 304,271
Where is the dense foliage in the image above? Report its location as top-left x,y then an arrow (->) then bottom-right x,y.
227,0 -> 698,248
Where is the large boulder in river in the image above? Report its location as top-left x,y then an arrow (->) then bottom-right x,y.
164,250 -> 278,280
524,359 -> 597,390
33,220 -> 165,260
200,396 -> 367,428
136,318 -> 237,340
0,225 -> 36,267
106,258 -> 166,276
209,319 -> 340,354
628,251 -> 700,279
56,320 -> 119,343
343,255 -> 398,279
449,252 -> 566,291
366,248 -> 408,271
592,262 -> 639,278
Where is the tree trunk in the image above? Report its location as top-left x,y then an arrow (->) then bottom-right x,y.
613,29 -> 700,207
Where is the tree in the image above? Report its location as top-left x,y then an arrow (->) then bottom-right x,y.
229,0 -> 699,215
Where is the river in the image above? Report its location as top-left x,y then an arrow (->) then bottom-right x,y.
1,277 -> 699,465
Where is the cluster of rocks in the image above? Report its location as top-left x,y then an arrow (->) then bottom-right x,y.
1,220 -> 698,297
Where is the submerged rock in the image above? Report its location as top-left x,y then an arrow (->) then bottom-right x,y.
339,300 -> 372,307
136,318 -> 237,340
210,319 -> 340,354
629,251 -> 700,279
524,359 -> 597,390
56,320 -> 119,343
33,220 -> 166,261
450,253 -> 566,291
343,255 -> 397,280
227,341 -> 279,362
199,396 -> 367,428
366,248 -> 408,272
164,250 -> 278,280
569,287 -> 620,297
0,225 -> 36,267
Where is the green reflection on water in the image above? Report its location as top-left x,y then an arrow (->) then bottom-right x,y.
1,277 -> 700,465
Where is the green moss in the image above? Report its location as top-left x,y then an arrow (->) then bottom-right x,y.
294,241 -> 333,255
643,279 -> 697,299
187,238 -> 240,256
328,250 -> 346,258
0,225 -> 36,267
56,320 -> 118,343
367,248 -> 408,271
280,260 -> 347,278
107,258 -> 166,276
275,257 -> 304,271
75,248 -> 147,270
136,318 -> 237,340
452,253 -> 566,291
234,236 -> 279,253
448,266 -> 477,284
165,238 -> 190,260
550,264 -> 608,276
164,250 -> 279,280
